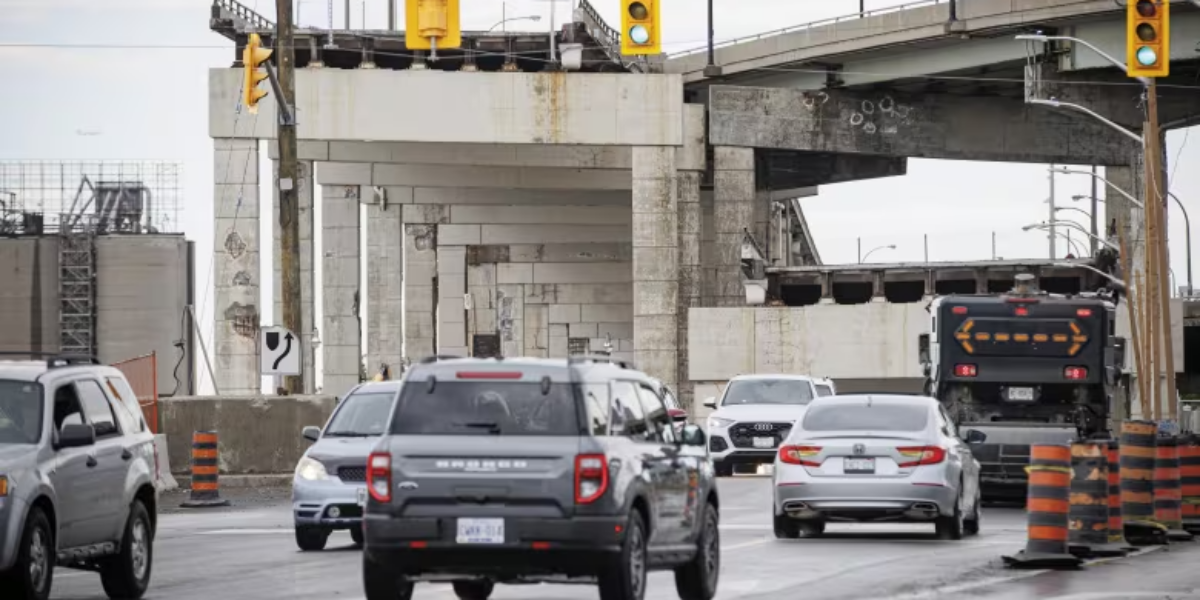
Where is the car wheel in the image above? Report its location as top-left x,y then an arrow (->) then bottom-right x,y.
714,461 -> 733,478
598,510 -> 648,600
795,521 -> 825,538
99,500 -> 153,599
0,506 -> 54,600
936,490 -> 965,541
295,526 -> 329,551
350,525 -> 365,547
963,490 -> 981,536
674,502 -> 720,600
363,552 -> 414,600
452,580 -> 495,600
773,513 -> 800,539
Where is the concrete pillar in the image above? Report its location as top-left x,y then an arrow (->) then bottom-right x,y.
366,198 -> 404,376
871,272 -> 887,302
321,185 -> 362,397
437,245 -> 469,356
632,146 -> 679,388
213,139 -> 261,395
713,147 -> 755,307
272,160 -> 316,393
699,189 -> 715,307
403,224 -> 437,359
676,171 -> 702,407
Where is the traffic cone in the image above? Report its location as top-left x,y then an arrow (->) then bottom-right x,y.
1002,444 -> 1083,569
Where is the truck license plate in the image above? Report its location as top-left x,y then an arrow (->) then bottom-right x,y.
456,518 -> 505,544
753,437 -> 775,449
1007,387 -> 1035,401
844,458 -> 875,474
356,487 -> 369,507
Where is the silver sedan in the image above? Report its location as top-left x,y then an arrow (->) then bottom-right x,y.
772,394 -> 982,540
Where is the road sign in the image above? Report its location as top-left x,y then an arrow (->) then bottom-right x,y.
260,325 -> 301,376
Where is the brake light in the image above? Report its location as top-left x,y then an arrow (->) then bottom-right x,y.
367,452 -> 392,503
897,446 -> 947,467
1064,366 -> 1088,380
951,306 -> 967,315
1014,306 -> 1029,316
575,454 -> 609,504
779,445 -> 822,467
1076,308 -> 1092,317
456,371 -> 523,379
954,364 -> 977,377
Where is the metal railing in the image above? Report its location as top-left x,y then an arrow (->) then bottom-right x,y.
212,0 -> 274,32
669,0 -> 946,59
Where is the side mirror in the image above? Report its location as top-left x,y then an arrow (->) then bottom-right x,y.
918,333 -> 931,364
680,424 -> 706,448
668,408 -> 688,423
963,429 -> 987,444
702,397 -> 717,409
302,426 -> 321,442
57,423 -> 96,449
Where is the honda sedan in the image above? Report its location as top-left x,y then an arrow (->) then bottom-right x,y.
772,394 -> 982,540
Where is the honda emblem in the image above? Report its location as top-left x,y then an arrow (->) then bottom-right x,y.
853,443 -> 865,455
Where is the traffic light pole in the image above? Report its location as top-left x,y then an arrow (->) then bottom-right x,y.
276,0 -> 303,394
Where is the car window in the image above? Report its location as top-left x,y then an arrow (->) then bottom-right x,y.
802,402 -> 930,432
721,379 -> 814,406
324,391 -> 395,436
815,384 -> 833,397
636,383 -> 675,444
389,380 -> 582,436
609,381 -> 650,441
75,380 -> 121,437
662,388 -> 680,410
53,384 -> 85,432
104,376 -> 146,434
0,380 -> 43,445
937,406 -> 957,437
581,383 -> 610,436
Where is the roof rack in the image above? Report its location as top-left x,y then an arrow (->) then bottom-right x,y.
568,354 -> 635,370
0,351 -> 101,369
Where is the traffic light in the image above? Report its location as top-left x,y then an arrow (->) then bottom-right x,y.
242,33 -> 272,114
405,0 -> 461,51
1126,0 -> 1169,78
621,0 -> 660,56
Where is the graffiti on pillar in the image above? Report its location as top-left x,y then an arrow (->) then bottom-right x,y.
343,186 -> 359,199
232,270 -> 252,286
224,230 -> 247,259
223,302 -> 260,339
497,291 -> 515,342
801,91 -> 830,110
847,95 -> 914,136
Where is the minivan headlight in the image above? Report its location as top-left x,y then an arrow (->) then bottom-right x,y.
295,457 -> 329,481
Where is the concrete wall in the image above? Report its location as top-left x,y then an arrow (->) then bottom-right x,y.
161,395 -> 338,475
0,238 -> 60,352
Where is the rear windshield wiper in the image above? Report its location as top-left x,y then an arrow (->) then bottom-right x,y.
454,421 -> 502,434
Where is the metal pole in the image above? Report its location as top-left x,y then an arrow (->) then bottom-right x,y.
706,0 -> 715,66
992,231 -> 996,259
1168,192 -> 1193,296
924,234 -> 928,262
1090,165 -> 1099,256
857,237 -> 862,263
549,0 -> 557,67
387,0 -> 395,29
344,0 -> 349,28
277,0 -> 303,395
1049,165 -> 1057,259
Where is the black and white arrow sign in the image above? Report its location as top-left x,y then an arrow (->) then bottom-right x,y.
260,325 -> 301,376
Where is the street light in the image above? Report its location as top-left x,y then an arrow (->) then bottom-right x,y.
1052,261 -> 1126,288
1023,222 -> 1117,252
487,14 -> 541,31
1055,206 -> 1094,222
859,243 -> 896,263
1055,167 -> 1144,209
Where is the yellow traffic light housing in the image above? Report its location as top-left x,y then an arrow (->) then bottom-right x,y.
405,0 -> 461,52
1126,0 -> 1169,78
621,0 -> 660,56
242,33 -> 272,114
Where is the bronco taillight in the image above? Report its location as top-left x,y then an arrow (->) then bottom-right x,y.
367,452 -> 392,503
574,454 -> 608,504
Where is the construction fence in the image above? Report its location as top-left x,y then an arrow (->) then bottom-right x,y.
112,352 -> 159,433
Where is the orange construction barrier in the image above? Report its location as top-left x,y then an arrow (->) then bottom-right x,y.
1002,444 -> 1082,569
111,352 -> 159,434
1105,440 -> 1133,549
1181,435 -> 1200,534
1153,435 -> 1194,541
1067,441 -> 1127,558
180,431 -> 230,508
1120,420 -> 1168,545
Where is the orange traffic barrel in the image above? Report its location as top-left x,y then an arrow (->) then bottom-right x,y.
180,430 -> 231,508
1181,435 -> 1200,534
1105,440 -> 1133,549
1067,442 -> 1127,558
1153,435 -> 1194,541
1119,420 -> 1167,545
1002,444 -> 1082,569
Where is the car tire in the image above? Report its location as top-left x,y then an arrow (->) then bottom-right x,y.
452,580 -> 495,600
714,461 -> 733,478
99,500 -> 153,600
598,510 -> 648,600
795,521 -> 825,538
350,525 -> 365,547
295,526 -> 329,551
773,513 -> 800,539
674,502 -> 720,600
0,506 -> 54,600
936,491 -> 965,541
963,491 -> 981,536
363,553 -> 415,600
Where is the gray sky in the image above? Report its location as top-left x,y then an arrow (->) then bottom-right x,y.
1,0 -> 1196,391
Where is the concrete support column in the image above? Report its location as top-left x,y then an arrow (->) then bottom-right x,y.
871,272 -> 887,302
713,147 -> 755,307
321,185 -> 362,397
213,139 -> 260,395
437,245 -> 469,356
366,199 -> 404,376
403,224 -> 437,359
676,171 -> 702,407
632,146 -> 679,388
272,160 -> 316,393
699,189 -> 715,307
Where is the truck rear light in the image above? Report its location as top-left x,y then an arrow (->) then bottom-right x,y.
779,445 -> 821,467
367,452 -> 392,503
1014,306 -> 1029,316
456,371 -> 523,379
954,364 -> 977,377
575,454 -> 609,504
1076,308 -> 1092,317
897,446 -> 947,467
1064,366 -> 1088,380
951,306 -> 967,315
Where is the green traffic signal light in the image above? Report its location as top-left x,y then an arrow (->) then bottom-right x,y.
1136,46 -> 1158,66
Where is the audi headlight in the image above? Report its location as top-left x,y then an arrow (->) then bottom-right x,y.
707,416 -> 735,429
295,457 -> 329,481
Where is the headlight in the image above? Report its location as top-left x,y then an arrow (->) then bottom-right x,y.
295,457 -> 329,481
707,416 -> 735,429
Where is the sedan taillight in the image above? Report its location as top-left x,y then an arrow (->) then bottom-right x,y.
779,445 -> 821,467
367,452 -> 392,503
897,446 -> 947,468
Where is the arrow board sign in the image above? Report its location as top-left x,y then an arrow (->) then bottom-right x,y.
260,325 -> 301,376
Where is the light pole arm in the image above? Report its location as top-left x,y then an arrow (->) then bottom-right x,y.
1026,99 -> 1144,145
1168,191 -> 1193,294
1055,261 -> 1127,288
1029,222 -> 1118,251
1016,34 -> 1151,86
1055,167 -> 1144,209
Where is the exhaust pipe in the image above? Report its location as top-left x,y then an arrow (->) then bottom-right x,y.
911,502 -> 938,512
783,501 -> 816,517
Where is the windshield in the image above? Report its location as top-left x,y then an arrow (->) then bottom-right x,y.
323,391 -> 396,437
721,379 -> 813,406
390,381 -> 582,436
803,402 -> 929,432
0,380 -> 43,445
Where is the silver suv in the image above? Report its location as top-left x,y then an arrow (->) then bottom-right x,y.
361,355 -> 721,600
0,354 -> 158,600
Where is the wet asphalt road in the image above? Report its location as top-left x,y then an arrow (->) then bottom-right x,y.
48,476 -> 1191,600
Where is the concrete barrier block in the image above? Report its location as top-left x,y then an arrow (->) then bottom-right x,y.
153,434 -> 178,492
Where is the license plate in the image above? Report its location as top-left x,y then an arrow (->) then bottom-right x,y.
356,487 -> 369,507
457,518 -> 505,544
1007,387 -> 1035,401
844,458 -> 875,474
753,436 -> 775,449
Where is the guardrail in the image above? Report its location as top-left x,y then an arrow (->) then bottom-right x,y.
668,0 -> 946,59
212,0 -> 274,31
